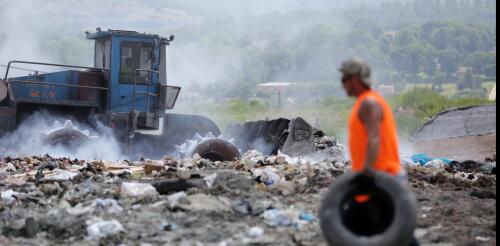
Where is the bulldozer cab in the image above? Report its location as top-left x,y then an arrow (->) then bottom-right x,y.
86,29 -> 179,115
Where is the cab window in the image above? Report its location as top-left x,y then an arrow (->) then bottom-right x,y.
119,42 -> 153,84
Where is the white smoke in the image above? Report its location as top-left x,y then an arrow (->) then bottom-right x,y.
0,0 -> 200,76
0,111 -> 125,161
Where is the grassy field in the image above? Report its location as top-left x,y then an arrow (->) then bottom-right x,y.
388,87 -> 493,138
406,82 -> 496,98
176,84 -> 495,141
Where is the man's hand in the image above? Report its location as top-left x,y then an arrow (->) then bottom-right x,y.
362,166 -> 376,179
352,166 -> 376,189
358,98 -> 383,172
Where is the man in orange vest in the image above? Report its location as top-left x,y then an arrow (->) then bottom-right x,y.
340,58 -> 404,178
339,58 -> 418,245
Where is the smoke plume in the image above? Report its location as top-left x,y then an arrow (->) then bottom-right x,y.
0,112 -> 124,161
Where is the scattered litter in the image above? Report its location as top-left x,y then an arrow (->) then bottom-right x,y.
86,219 -> 124,240
67,198 -> 123,215
247,226 -> 264,237
411,153 -> 452,166
144,161 -> 166,175
5,177 -> 26,187
1,190 -> 19,204
476,236 -> 490,242
121,182 -> 158,198
262,208 -> 314,229
166,191 -> 187,209
0,144 -> 493,245
255,166 -> 281,186
2,217 -> 39,238
43,169 -> 79,181
178,194 -> 231,212
298,211 -> 315,222
204,173 -> 218,188
160,221 -> 179,231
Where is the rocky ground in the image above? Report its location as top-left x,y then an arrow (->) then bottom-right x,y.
0,150 -> 495,246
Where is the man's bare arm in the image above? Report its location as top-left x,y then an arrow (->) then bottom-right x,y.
358,98 -> 383,172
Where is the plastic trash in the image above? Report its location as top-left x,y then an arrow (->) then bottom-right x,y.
160,221 -> 179,231
86,219 -> 124,240
262,208 -> 314,229
401,156 -> 418,166
67,198 -> 123,215
426,159 -> 448,168
94,199 -> 123,213
1,190 -> 19,204
263,209 -> 294,227
66,203 -> 94,215
43,169 -> 78,181
259,167 -> 281,186
121,182 -> 158,198
204,173 -> 218,188
166,191 -> 187,209
299,212 -> 315,222
411,153 -> 452,166
247,226 -> 264,237
411,153 -> 433,165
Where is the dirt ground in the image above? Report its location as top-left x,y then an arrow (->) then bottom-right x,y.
408,167 -> 496,246
414,134 -> 497,161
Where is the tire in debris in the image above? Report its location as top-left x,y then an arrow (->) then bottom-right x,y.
191,138 -> 241,162
319,172 -> 417,246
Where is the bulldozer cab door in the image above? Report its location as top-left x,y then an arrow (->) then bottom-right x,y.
109,36 -> 159,113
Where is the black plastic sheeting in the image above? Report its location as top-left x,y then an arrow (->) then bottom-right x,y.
411,104 -> 496,141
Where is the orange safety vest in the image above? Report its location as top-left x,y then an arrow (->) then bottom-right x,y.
348,90 -> 401,176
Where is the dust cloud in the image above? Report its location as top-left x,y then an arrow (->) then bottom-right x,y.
0,111 -> 124,161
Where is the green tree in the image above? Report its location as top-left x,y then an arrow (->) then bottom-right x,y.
460,68 -> 479,90
395,28 -> 420,47
464,51 -> 496,74
483,64 -> 496,78
429,27 -> 450,49
437,49 -> 462,76
432,70 -> 446,91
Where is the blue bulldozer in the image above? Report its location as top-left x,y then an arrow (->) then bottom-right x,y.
0,28 -> 316,160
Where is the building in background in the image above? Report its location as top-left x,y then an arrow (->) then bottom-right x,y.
375,84 -> 396,96
256,82 -> 294,108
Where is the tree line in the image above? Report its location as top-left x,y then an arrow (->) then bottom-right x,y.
172,0 -> 496,98
0,0 -> 495,99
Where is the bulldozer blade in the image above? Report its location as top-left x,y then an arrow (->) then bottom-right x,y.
223,117 -> 315,157
280,117 -> 315,156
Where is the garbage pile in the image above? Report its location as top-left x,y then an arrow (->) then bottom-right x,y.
404,153 -> 497,176
0,143 -> 495,245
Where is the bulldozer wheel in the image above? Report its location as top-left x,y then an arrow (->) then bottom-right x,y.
191,139 -> 241,162
43,128 -> 91,147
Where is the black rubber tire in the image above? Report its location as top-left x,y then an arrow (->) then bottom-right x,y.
163,113 -> 221,145
320,172 -> 417,246
133,113 -> 221,159
191,139 -> 241,162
